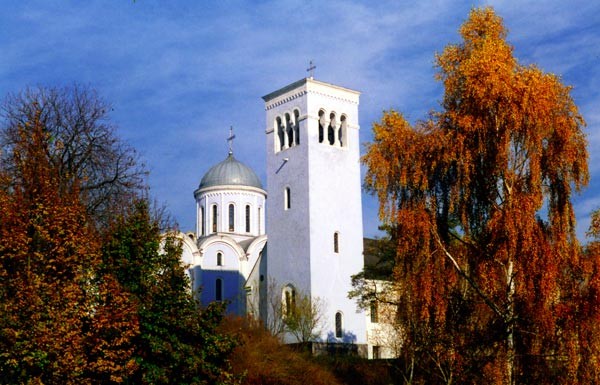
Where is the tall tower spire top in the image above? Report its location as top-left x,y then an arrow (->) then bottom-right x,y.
306,60 -> 316,79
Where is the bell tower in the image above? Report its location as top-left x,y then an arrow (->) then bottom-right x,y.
263,77 -> 366,347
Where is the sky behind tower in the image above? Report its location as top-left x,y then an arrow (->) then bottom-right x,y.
1,0 -> 599,240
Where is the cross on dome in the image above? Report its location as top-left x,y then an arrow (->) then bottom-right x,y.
227,126 -> 236,155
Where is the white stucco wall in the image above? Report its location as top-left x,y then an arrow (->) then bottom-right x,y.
198,235 -> 246,314
194,186 -> 266,239
264,78 -> 366,344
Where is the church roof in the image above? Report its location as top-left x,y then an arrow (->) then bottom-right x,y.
199,153 -> 263,190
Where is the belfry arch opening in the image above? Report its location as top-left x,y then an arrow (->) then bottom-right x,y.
276,116 -> 285,152
318,109 -> 325,143
328,112 -> 336,145
318,109 -> 348,148
339,114 -> 347,147
293,109 -> 300,145
285,112 -> 293,147
275,109 -> 301,152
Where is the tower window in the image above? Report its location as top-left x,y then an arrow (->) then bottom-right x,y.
216,278 -> 223,301
335,312 -> 343,338
276,116 -> 285,152
212,204 -> 218,233
328,112 -> 336,145
286,112 -> 294,148
294,109 -> 300,145
245,205 -> 251,233
282,285 -> 296,317
339,114 -> 347,147
229,204 -> 235,232
217,252 -> 223,266
318,110 -> 325,143
284,187 -> 291,210
334,232 -> 339,253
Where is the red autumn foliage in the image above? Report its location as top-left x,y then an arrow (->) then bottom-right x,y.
362,7 -> 596,384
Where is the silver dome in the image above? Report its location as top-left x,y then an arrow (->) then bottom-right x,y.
199,153 -> 263,190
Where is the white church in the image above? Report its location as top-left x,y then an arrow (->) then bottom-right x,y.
177,77 -> 396,359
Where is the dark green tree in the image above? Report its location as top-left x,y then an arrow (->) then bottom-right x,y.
100,201 -> 238,384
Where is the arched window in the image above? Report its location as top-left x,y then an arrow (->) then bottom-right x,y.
228,204 -> 235,232
335,312 -> 343,338
217,252 -> 223,266
318,110 -> 325,143
284,187 -> 291,210
276,116 -> 285,151
339,115 -> 347,147
328,112 -> 336,145
370,301 -> 379,323
200,206 -> 205,236
245,205 -> 251,233
282,285 -> 296,317
334,232 -> 339,253
285,112 -> 293,147
216,278 -> 223,301
212,204 -> 218,233
294,109 -> 300,145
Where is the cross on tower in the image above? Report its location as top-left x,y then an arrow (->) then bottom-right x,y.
227,126 -> 236,155
307,60 -> 316,79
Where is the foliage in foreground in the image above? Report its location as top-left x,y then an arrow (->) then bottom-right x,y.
0,110 -> 101,384
100,201 -> 238,384
0,97 -> 237,384
356,7 -> 598,385
221,317 -> 341,385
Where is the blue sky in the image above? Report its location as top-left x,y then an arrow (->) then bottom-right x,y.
1,1 -> 599,241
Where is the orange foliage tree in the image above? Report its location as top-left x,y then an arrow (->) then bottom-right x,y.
0,111 -> 129,383
0,110 -> 139,384
0,96 -> 238,384
361,7 -> 595,384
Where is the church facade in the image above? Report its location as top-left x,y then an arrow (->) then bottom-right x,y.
177,77 -> 394,358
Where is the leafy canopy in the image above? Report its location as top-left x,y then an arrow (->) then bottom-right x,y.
360,7 -> 594,384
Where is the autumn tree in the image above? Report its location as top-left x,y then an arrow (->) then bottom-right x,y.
0,92 -> 236,384
0,111 -> 100,383
283,291 -> 327,343
359,7 -> 593,384
221,317 -> 342,385
260,279 -> 327,344
0,85 -> 147,228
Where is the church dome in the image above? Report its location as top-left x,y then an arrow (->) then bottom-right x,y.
199,153 -> 263,190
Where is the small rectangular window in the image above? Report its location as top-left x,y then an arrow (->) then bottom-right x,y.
212,204 -> 217,233
370,301 -> 378,323
334,232 -> 339,253
245,205 -> 251,233
335,312 -> 343,338
373,346 -> 380,359
229,204 -> 235,232
200,206 -> 205,236
285,187 -> 291,210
